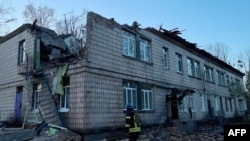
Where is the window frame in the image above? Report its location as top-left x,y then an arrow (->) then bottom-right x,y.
139,37 -> 151,62
200,94 -> 205,112
187,57 -> 201,78
122,29 -> 152,63
141,85 -> 153,110
175,53 -> 183,73
123,81 -> 138,110
204,65 -> 214,82
217,70 -> 225,86
162,47 -> 169,68
122,30 -> 136,58
18,40 -> 26,65
189,95 -> 196,112
32,83 -> 41,113
181,97 -> 187,112
58,86 -> 70,112
214,96 -> 219,111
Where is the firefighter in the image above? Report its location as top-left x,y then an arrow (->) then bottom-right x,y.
125,103 -> 141,141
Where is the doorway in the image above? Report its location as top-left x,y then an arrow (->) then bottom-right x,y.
14,86 -> 23,121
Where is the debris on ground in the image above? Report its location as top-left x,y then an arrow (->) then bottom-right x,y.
137,125 -> 224,141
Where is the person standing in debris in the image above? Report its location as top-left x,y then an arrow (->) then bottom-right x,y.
125,103 -> 141,141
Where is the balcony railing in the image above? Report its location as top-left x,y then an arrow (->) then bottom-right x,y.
18,59 -> 33,76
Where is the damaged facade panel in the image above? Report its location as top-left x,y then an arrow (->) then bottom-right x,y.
0,11 -> 247,139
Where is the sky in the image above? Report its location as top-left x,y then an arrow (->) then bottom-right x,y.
1,0 -> 250,70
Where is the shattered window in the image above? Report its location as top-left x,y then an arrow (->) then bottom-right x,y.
139,38 -> 151,62
32,83 -> 41,112
122,31 -> 136,57
59,86 -> 70,112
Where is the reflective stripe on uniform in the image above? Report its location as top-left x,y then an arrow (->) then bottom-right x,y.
128,115 -> 141,133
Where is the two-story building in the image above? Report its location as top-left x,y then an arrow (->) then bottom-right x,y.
0,11 -> 247,139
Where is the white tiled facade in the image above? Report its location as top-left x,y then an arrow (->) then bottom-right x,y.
0,12 -> 247,132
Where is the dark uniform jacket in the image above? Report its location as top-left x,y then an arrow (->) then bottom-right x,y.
125,110 -> 141,133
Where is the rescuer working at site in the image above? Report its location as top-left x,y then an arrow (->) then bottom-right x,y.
125,103 -> 141,141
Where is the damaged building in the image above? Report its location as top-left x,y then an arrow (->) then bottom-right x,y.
0,11 -> 247,140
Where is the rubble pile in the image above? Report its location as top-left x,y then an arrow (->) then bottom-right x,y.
137,125 -> 224,141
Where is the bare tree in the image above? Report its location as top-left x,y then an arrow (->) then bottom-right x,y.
237,49 -> 250,98
0,0 -> 16,35
207,42 -> 228,62
23,3 -> 55,28
55,11 -> 86,39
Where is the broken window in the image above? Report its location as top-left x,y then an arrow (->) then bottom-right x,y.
59,76 -> 70,112
122,31 -> 136,58
175,53 -> 183,73
123,81 -> 137,110
32,83 -> 41,112
204,65 -> 214,82
139,38 -> 151,62
122,30 -> 152,63
141,84 -> 153,110
162,47 -> 169,68
17,40 -> 26,65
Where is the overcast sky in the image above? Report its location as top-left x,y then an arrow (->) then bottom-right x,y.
1,0 -> 250,70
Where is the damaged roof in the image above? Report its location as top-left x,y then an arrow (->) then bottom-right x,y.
0,23 -> 67,50
145,27 -> 244,77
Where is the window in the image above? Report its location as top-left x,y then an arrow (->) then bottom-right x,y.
180,95 -> 195,112
204,65 -> 214,82
141,84 -> 153,110
123,31 -> 136,57
225,97 -> 228,112
238,99 -> 244,111
32,83 -> 41,112
229,98 -> 233,111
200,94 -> 205,111
180,97 -> 187,112
235,78 -> 241,91
123,81 -> 153,110
123,81 -> 137,109
217,71 -> 225,86
187,58 -> 201,78
122,30 -> 151,63
189,95 -> 196,112
18,40 -> 26,65
226,75 -> 230,86
162,48 -> 169,68
59,86 -> 70,112
214,96 -> 219,111
140,38 -> 151,62
175,53 -> 183,73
